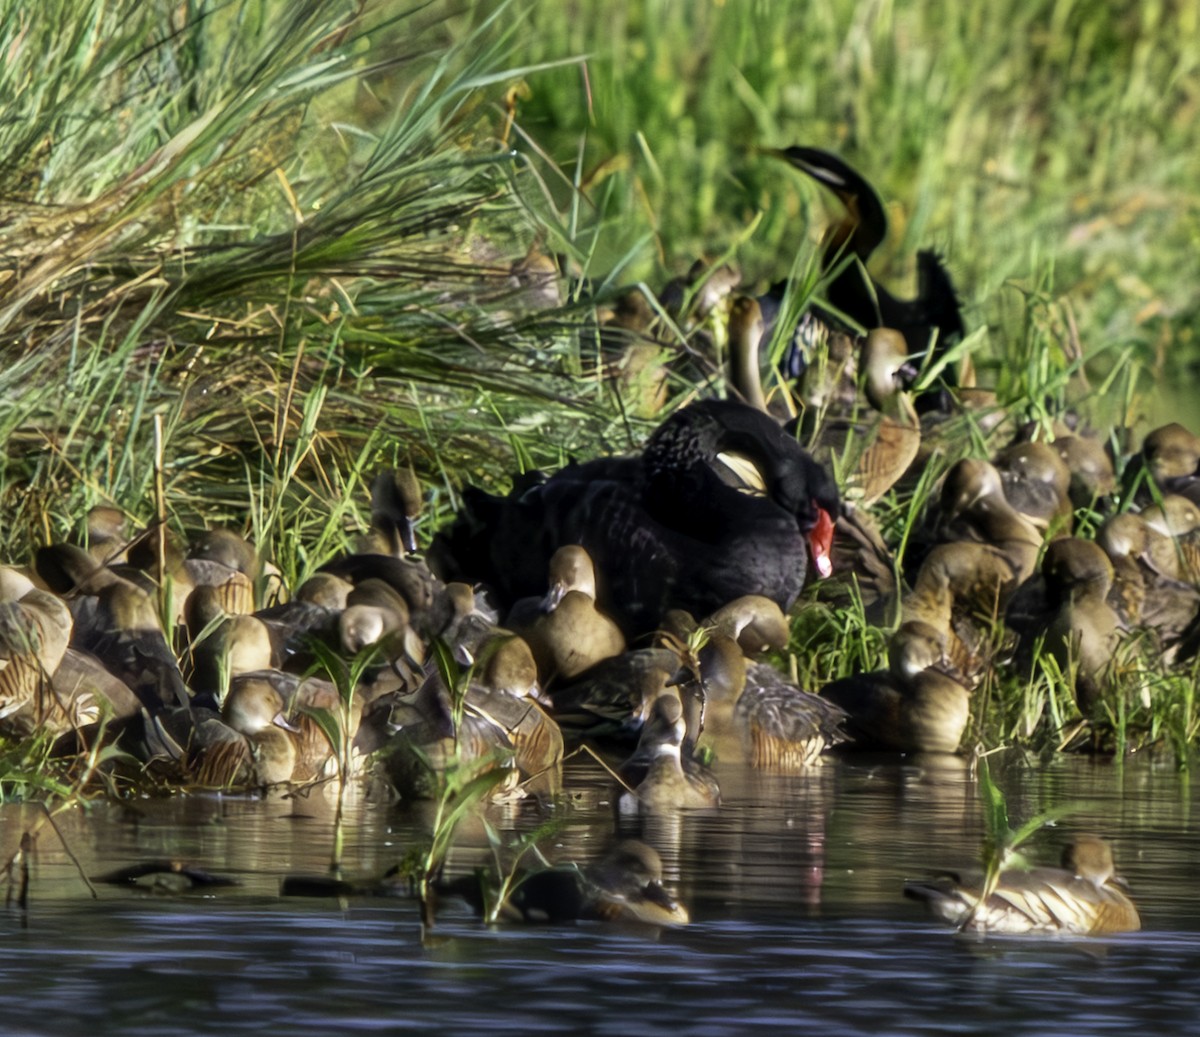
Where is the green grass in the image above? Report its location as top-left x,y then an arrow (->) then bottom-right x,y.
0,0 -> 1198,786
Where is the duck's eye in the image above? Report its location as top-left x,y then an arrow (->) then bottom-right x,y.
715,451 -> 767,496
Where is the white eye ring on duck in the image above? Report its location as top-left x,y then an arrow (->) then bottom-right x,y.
715,451 -> 768,496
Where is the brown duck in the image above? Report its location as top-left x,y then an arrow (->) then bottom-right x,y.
820,620 -> 970,754
904,834 -> 1140,935
522,545 -> 626,683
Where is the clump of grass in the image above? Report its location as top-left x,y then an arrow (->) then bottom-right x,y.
2,0 -> 1199,791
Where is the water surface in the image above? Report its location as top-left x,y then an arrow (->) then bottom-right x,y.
2,751 -> 1198,1036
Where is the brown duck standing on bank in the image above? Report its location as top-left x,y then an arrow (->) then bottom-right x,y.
0,569 -> 81,737
1039,538 -> 1125,715
521,545 -> 626,683
690,596 -> 848,769
904,834 -> 1140,935
807,328 -> 922,507
820,620 -> 970,754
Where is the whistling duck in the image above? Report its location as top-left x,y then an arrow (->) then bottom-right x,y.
444,839 -> 690,926
1040,538 -> 1125,714
521,546 -> 626,683
620,692 -> 720,811
820,620 -> 970,754
993,440 -> 1074,534
904,834 -> 1140,935
0,570 -> 79,737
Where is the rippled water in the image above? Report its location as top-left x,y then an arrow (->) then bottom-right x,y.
3,751 -> 1199,1036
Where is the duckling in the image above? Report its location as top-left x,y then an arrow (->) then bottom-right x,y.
904,834 -> 1140,935
621,693 -> 720,811
820,621 -> 970,754
523,546 -> 626,683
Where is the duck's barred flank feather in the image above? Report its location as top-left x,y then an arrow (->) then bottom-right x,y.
735,662 -> 847,771
905,836 -> 1140,936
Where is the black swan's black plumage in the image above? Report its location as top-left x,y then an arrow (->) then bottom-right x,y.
774,146 -> 965,371
430,400 -> 839,636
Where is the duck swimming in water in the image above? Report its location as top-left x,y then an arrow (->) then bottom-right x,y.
431,399 -> 839,637
904,834 -> 1140,936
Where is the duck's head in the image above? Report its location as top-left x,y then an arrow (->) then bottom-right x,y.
1060,834 -> 1117,887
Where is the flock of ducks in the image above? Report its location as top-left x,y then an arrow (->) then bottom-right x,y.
2,146 -> 1174,936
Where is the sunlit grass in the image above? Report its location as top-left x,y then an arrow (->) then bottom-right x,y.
0,0 -> 1197,789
